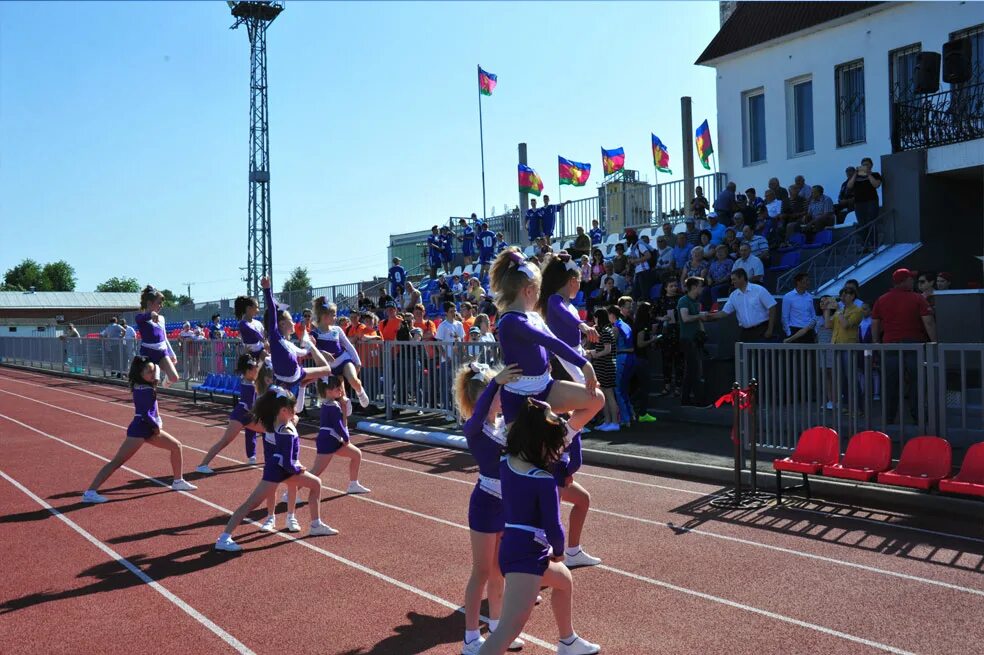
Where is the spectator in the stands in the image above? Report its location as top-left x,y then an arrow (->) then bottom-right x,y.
708,268 -> 777,342
412,303 -> 435,335
684,218 -> 702,247
793,175 -> 812,200
936,271 -> 953,291
654,235 -> 675,278
120,319 -> 137,359
599,260 -> 628,294
740,225 -> 770,263
836,166 -> 856,222
763,188 -> 782,219
473,313 -> 495,343
713,182 -> 737,224
847,157 -> 882,228
829,287 -> 863,345
680,246 -> 709,290
660,222 -> 675,243
589,248 -> 606,287
745,187 -> 763,210
430,275 -> 450,310
733,194 -> 753,227
731,211 -> 747,237
732,243 -> 765,285
677,276 -> 709,407
781,273 -> 817,343
698,230 -> 714,259
477,294 -> 497,321
673,232 -> 692,270
450,275 -> 465,300
768,177 -> 789,202
464,277 -> 482,305
691,186 -> 710,224
388,257 -> 407,299
917,271 -> 936,308
357,291 -> 375,313
722,228 -> 740,259
626,228 -> 655,299
570,225 -> 592,260
707,245 -> 734,301
779,184 -> 808,245
597,276 -> 621,309
589,219 -> 605,245
706,213 -> 726,245
871,268 -> 936,422
405,280 -> 422,310
654,277 -> 683,396
459,302 -> 476,338
801,184 -> 836,235
841,279 -> 864,308
379,302 -> 402,342
579,255 -> 592,291
495,232 -> 508,253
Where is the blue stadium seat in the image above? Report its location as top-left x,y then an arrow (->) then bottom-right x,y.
649,283 -> 664,300
778,233 -> 806,253
769,249 -> 801,273
574,291 -> 585,306
192,374 -> 218,403
802,229 -> 833,250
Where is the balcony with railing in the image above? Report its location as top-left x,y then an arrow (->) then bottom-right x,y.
891,81 -> 984,152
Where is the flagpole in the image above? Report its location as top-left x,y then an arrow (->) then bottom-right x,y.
477,65 -> 487,221
653,165 -> 659,224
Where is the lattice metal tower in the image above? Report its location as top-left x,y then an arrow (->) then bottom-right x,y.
229,1 -> 284,297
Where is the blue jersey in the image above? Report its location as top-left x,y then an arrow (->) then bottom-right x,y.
388,265 -> 407,291
441,233 -> 454,258
460,225 -> 475,256
589,227 -> 605,245
477,229 -> 497,261
496,239 -> 508,254
427,235 -> 443,264
540,204 -> 560,237
526,208 -> 542,239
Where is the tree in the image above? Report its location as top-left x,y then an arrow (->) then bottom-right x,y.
175,294 -> 194,307
41,261 -> 77,291
96,276 -> 141,293
2,259 -> 44,291
281,267 -> 312,306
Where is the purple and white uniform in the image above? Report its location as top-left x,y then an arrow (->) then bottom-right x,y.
263,286 -> 308,410
127,384 -> 162,438
463,380 -> 507,533
498,455 -> 565,576
261,422 -> 302,483
313,325 -> 361,372
497,310 -> 586,424
230,381 -> 258,459
546,293 -> 587,384
316,399 -> 352,455
552,431 -> 583,488
135,312 -> 175,364
238,317 -> 266,356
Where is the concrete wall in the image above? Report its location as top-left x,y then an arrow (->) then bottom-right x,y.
711,2 -> 984,198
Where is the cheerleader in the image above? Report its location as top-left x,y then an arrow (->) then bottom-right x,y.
260,277 -> 334,413
489,248 -> 603,431
235,294 -> 268,357
305,375 -> 370,496
478,399 -> 599,655
196,354 -> 263,472
536,255 -> 602,569
215,386 -> 337,552
454,361 -> 525,655
82,356 -> 197,503
134,286 -> 179,386
311,296 -> 371,408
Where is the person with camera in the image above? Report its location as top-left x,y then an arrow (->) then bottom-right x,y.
677,277 -> 712,407
847,157 -> 882,229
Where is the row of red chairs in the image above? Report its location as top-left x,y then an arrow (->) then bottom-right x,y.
773,428 -> 984,502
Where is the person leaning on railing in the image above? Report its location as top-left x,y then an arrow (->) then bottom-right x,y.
705,268 -> 777,343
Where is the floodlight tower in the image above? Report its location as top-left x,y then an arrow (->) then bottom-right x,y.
229,0 -> 284,298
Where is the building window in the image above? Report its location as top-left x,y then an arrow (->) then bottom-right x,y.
835,60 -> 865,147
889,44 -> 921,102
787,77 -> 814,155
742,89 -> 767,164
949,24 -> 984,87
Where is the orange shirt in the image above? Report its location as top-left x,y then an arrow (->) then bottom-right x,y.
379,317 -> 402,341
461,317 -> 475,341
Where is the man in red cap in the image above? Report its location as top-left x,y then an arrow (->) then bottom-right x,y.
871,268 -> 937,422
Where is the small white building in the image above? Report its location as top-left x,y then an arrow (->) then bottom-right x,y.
697,1 -> 984,198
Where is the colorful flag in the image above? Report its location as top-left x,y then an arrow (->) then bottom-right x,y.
651,135 -> 672,174
695,120 -> 714,170
601,147 -> 625,175
478,67 -> 497,96
518,164 -> 543,196
558,156 -> 591,187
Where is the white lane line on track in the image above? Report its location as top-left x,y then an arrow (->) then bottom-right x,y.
0,412 -> 557,653
0,403 -> 941,653
2,382 -> 984,600
0,469 -> 256,655
5,371 -> 984,548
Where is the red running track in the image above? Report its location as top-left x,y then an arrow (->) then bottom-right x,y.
1,367 -> 983,654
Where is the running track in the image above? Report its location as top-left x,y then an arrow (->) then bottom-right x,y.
1,367 -> 983,654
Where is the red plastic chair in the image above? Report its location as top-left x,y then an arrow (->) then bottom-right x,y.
938,442 -> 984,498
773,427 -> 839,502
822,431 -> 891,482
877,436 -> 952,490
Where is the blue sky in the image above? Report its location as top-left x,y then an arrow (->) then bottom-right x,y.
0,1 -> 717,301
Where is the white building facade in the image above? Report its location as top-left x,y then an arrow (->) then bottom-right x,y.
698,1 -> 984,198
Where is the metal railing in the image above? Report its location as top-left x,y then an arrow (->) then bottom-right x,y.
891,81 -> 984,152
736,342 -> 984,453
775,209 -> 898,295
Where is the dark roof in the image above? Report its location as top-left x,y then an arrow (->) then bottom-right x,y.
695,2 -> 883,65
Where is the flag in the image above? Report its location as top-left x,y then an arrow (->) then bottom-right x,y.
518,164 -> 543,196
558,156 -> 591,186
695,119 -> 714,170
478,67 -> 497,96
601,147 -> 625,175
651,134 -> 672,174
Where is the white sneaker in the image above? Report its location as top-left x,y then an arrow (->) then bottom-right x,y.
565,548 -> 602,568
507,636 -> 525,651
171,479 -> 197,492
347,481 -> 371,494
82,490 -> 107,504
309,521 -> 339,536
557,636 -> 600,655
259,515 -> 277,532
461,636 -> 485,655
535,594 -> 543,605
357,389 -> 370,408
286,515 -> 301,532
214,536 -> 242,552
247,456 -> 257,465
195,465 -> 213,474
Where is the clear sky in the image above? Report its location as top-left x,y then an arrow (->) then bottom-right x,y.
0,1 -> 718,302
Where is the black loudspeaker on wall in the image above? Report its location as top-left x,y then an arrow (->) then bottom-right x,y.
943,37 -> 973,84
914,51 -> 941,94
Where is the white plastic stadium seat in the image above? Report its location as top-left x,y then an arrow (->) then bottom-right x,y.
451,265 -> 463,277
605,233 -> 620,245
523,245 -> 536,257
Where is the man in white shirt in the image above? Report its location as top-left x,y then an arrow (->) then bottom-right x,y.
120,318 -> 138,359
764,188 -> 782,218
436,301 -> 465,360
654,235 -> 675,276
781,272 -> 817,343
709,268 -> 777,342
731,243 -> 765,284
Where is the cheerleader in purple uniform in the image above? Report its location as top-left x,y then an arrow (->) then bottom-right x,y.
305,375 -> 370,497
215,386 -> 338,552
81,356 -> 197,503
134,286 -> 179,386
478,399 -> 599,655
196,354 -> 264,471
311,296 -> 370,408
260,277 -> 334,413
234,295 -> 268,357
454,361 -> 526,655
489,248 -> 603,431
536,255 -> 602,569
